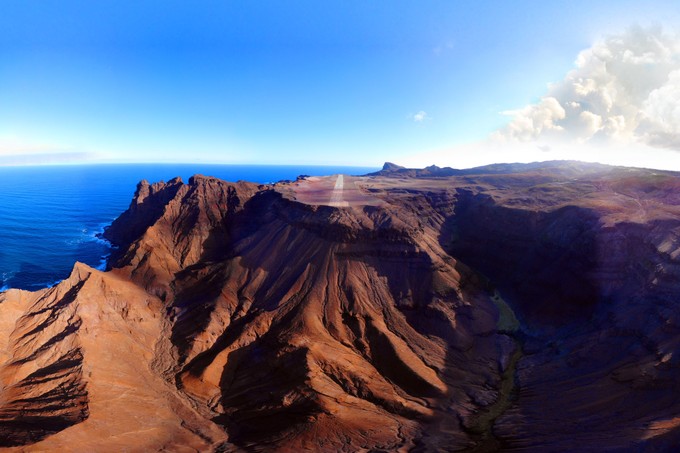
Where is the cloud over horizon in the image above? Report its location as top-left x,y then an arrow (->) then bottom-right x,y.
0,136 -> 99,165
0,152 -> 96,166
494,26 -> 680,151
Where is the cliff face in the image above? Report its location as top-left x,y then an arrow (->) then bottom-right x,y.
104,175 -> 506,451
2,162 -> 680,451
445,187 -> 680,450
0,264 -> 226,451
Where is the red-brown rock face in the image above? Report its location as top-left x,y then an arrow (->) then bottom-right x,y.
2,161 -> 680,451
103,175 -> 506,451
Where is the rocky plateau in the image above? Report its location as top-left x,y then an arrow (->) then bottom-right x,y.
1,160 -> 680,451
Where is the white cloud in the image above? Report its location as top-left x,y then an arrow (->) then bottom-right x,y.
494,26 -> 680,152
641,69 -> 680,148
413,110 -> 429,122
497,97 -> 565,141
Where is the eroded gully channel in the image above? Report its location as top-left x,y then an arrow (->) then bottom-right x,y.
465,290 -> 524,452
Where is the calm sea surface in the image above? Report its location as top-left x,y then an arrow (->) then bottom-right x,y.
0,164 -> 377,291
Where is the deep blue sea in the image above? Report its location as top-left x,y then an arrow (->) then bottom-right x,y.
0,164 -> 377,291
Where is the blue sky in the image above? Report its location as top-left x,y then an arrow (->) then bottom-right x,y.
2,1 -> 680,168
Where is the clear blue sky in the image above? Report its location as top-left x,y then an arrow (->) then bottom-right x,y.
1,1 -> 679,167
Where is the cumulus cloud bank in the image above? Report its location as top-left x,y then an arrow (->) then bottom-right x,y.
494,26 -> 680,151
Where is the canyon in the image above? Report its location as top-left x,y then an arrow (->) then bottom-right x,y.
1,161 -> 679,451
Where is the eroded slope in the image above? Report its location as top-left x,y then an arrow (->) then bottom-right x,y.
104,175 -> 510,451
1,161 -> 680,451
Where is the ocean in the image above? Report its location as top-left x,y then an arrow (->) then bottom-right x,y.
0,164 -> 378,291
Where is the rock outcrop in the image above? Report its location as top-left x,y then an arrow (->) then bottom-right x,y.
1,161 -> 680,451
0,264 -> 226,451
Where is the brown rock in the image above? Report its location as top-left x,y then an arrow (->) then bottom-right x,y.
2,162 -> 680,451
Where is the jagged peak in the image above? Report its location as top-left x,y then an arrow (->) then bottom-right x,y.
188,174 -> 216,185
66,261 -> 94,284
382,162 -> 405,171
